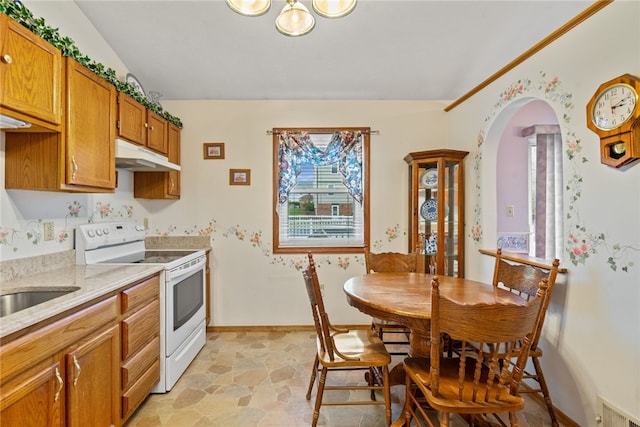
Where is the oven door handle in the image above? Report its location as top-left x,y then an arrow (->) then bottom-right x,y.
167,257 -> 205,282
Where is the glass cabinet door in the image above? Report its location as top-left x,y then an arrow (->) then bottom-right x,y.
405,150 -> 468,278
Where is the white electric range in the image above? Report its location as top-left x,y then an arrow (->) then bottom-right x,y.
75,221 -> 206,393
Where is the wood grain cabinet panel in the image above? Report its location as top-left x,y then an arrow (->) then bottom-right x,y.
0,13 -> 62,130
4,57 -> 116,192
134,122 -> 181,199
116,93 -> 169,156
0,358 -> 63,427
118,275 -> 160,424
65,324 -> 119,427
121,299 -> 159,360
0,296 -> 118,427
116,93 -> 147,146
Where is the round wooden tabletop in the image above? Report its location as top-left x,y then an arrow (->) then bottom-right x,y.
343,273 -> 527,357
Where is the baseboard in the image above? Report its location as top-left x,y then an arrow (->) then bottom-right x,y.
206,324 -> 371,333
520,383 -> 580,427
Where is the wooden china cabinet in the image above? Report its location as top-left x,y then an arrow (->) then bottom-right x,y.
405,149 -> 468,278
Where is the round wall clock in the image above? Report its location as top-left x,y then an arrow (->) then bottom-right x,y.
590,83 -> 638,131
586,74 -> 640,168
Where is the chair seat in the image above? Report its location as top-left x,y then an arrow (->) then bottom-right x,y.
318,329 -> 391,367
405,356 -> 525,414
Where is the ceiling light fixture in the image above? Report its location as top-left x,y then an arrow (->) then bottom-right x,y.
226,0 -> 356,37
226,0 -> 271,16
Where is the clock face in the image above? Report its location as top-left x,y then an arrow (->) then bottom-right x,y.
591,83 -> 638,130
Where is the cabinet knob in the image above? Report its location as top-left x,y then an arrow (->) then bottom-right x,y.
1,54 -> 12,64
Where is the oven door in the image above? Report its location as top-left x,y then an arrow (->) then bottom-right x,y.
165,255 -> 206,356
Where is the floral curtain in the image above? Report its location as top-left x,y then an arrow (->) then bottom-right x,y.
278,131 -> 363,205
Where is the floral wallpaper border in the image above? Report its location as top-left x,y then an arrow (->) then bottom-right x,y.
470,71 -> 638,272
1,199 -> 405,272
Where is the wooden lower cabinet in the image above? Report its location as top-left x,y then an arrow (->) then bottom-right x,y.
66,324 -> 120,427
0,273 -> 161,427
119,274 -> 160,424
0,358 -> 64,427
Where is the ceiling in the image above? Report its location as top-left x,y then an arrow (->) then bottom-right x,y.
73,0 -> 595,103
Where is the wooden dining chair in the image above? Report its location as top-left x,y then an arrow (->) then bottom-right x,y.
482,248 -> 565,427
403,276 -> 548,427
302,253 -> 392,427
364,245 -> 424,355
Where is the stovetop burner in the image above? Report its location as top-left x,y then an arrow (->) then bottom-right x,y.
101,250 -> 199,265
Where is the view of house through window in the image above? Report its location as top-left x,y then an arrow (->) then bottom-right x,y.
273,128 -> 370,254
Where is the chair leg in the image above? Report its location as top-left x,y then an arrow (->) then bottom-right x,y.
306,355 -> 319,400
382,365 -> 391,426
311,367 -> 328,427
439,411 -> 450,427
531,356 -> 559,427
508,411 -> 519,427
368,367 -> 377,401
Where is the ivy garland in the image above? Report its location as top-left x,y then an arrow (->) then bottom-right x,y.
0,0 -> 183,128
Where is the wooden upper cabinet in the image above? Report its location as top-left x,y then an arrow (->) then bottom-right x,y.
0,14 -> 62,130
133,123 -> 180,199
4,57 -> 116,192
146,110 -> 168,155
116,93 -> 168,156
65,58 -> 116,190
116,93 -> 147,145
166,123 -> 181,197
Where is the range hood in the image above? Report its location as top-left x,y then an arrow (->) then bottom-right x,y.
0,113 -> 32,129
115,139 -> 180,172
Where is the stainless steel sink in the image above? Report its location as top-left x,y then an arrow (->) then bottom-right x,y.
0,288 -> 80,317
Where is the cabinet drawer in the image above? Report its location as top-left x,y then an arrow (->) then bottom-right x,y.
121,274 -> 160,315
121,359 -> 160,422
121,299 -> 159,360
121,335 -> 159,390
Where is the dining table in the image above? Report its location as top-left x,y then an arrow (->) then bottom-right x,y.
343,272 -> 529,387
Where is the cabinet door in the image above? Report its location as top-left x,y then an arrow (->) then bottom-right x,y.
146,111 -> 168,155
0,14 -> 62,127
117,93 -> 147,145
65,58 -> 116,190
167,123 -> 181,197
65,324 -> 119,427
0,358 -> 64,427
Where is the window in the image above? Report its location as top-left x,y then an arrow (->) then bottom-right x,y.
273,127 -> 370,254
526,126 -> 563,259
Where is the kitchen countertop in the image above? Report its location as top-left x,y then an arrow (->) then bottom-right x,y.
0,263 -> 164,340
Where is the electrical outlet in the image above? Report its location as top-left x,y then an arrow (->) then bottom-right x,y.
43,221 -> 54,241
506,205 -> 514,217
143,218 -> 149,229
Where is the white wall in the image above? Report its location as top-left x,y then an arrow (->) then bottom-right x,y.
149,99 -> 448,326
449,2 -> 640,425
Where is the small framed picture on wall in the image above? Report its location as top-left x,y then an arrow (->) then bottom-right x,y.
229,169 -> 251,186
203,142 -> 225,159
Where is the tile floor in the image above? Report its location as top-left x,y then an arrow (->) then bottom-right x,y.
125,331 -> 562,427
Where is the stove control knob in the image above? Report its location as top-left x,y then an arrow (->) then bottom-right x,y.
135,225 -> 145,232
87,230 -> 95,238
96,229 -> 103,236
103,228 -> 109,235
